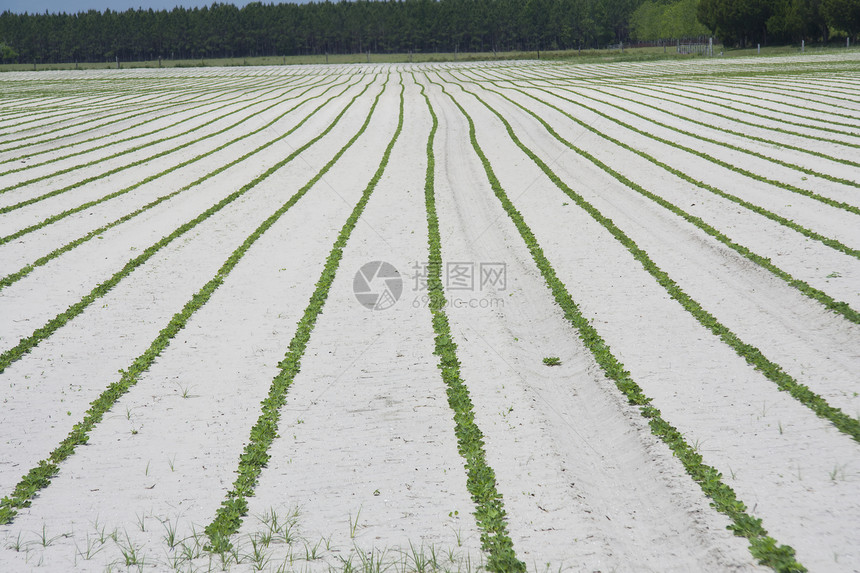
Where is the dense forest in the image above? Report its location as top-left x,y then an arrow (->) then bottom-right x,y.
0,0 -> 857,64
698,0 -> 859,46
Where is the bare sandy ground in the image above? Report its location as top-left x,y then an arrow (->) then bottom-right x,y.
0,76 -> 383,493
1,55 -> 858,571
441,74 -> 860,571
422,75 -> 764,571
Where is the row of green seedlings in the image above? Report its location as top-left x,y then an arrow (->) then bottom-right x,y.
203,76 -> 401,552
451,75 -> 860,444
16,73 -> 322,149
415,76 -> 525,572
0,92 -> 160,136
0,96 -> 97,124
576,83 -> 860,188
654,71 -> 860,105
532,57 -> 860,85
623,81 -> 860,138
0,97 -> 179,151
516,78 -> 860,217
467,76 -> 860,326
0,91 -> 224,171
0,75 -> 240,152
0,88 -> 182,135
1,101 -> 186,156
652,74 -> 856,140
587,84 -> 860,173
427,75 -> 807,572
703,76 -> 860,105
0,77 -> 362,286
464,71 -> 860,261
500,59 -> 859,118
660,78 -> 860,126
474,63 -> 860,163
0,75 -> 321,178
521,81 -> 860,216
0,71 -> 271,128
0,79 -> 378,462
0,75 -> 387,526
0,72 -> 295,151
0,80 -> 292,196
0,80 -> 319,211
0,79 -> 225,131
681,76 -> 860,115
0,78 -> 343,222
7,507 -> 480,572
589,82 -> 860,167
767,71 -> 860,93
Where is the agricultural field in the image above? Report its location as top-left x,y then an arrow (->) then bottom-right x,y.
0,53 -> 858,572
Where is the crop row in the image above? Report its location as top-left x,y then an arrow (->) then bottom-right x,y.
0,75 -> 380,527
508,78 -> 860,223
0,72 -> 303,148
0,62 -> 854,570
659,80 -> 860,127
504,62 -> 860,138
448,73 -> 860,443
524,82 -> 860,216
707,76 -> 860,103
590,84 -> 860,167
0,92 -> 172,136
0,77 -> 234,124
466,77 -> 860,325
425,73 -> 806,572
0,80 -> 310,211
0,75 -> 248,152
0,93 -> 210,160
0,76 -> 322,179
0,77 -> 374,375
588,85 -> 860,174
416,76 -> 524,572
1,96 -> 222,174
610,82 -> 860,149
1,70 -> 528,570
682,78 -> 860,115
0,77 -> 359,251
625,82 -> 860,139
596,83 -> 860,176
609,82 -> 860,151
204,74 -> 397,551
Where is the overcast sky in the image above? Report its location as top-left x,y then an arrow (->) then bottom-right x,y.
1,0 -> 313,15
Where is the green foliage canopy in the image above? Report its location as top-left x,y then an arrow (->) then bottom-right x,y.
0,0 -> 644,64
630,0 -> 710,40
697,0 -> 858,45
822,0 -> 860,37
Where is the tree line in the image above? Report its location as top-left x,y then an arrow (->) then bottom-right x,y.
0,0 -> 636,64
698,0 -> 859,46
0,0 -> 857,65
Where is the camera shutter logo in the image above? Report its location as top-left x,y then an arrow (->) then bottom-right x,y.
353,261 -> 403,311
